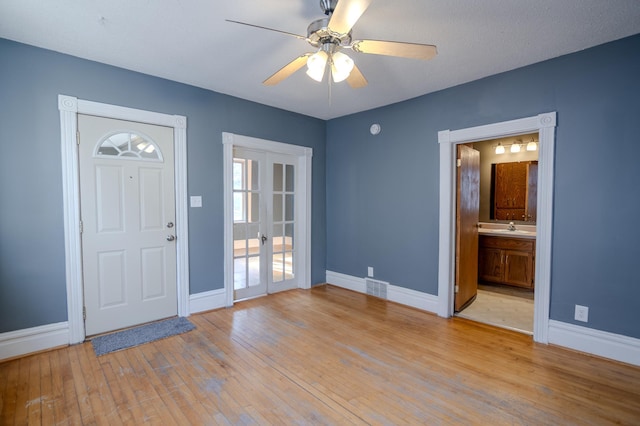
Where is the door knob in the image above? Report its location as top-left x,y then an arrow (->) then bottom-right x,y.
261,234 -> 268,245
166,235 -> 176,242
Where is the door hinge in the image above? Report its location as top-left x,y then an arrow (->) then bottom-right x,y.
456,158 -> 462,167
79,220 -> 83,234
83,306 -> 86,321
76,131 -> 80,145
454,285 -> 459,293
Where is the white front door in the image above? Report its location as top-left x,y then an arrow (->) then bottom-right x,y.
232,148 -> 298,300
78,114 -> 177,336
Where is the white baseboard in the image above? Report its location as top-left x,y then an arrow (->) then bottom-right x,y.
388,284 -> 440,313
189,288 -> 227,314
325,270 -> 439,314
326,270 -> 365,293
0,322 -> 69,361
548,320 -> 640,366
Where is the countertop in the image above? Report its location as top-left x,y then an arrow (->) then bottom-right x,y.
477,222 -> 536,239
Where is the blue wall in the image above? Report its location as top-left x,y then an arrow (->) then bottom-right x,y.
326,34 -> 640,338
0,38 -> 326,333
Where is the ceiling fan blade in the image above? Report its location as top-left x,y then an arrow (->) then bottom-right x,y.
226,20 -> 307,40
263,55 -> 310,86
346,64 -> 368,88
328,0 -> 372,35
352,39 -> 437,60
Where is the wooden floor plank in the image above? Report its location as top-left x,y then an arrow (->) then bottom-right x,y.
47,352 -> 67,425
127,346 -> 181,426
67,344 -> 102,424
112,349 -> 164,424
139,342 -> 216,424
11,358 -> 29,425
1,285 -> 640,425
56,347 -> 83,425
98,356 -> 136,424
26,355 -> 41,424
0,353 -> 19,425
158,339 -> 228,423
37,353 -> 55,424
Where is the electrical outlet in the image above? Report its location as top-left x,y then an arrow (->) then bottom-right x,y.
575,305 -> 589,322
367,267 -> 374,277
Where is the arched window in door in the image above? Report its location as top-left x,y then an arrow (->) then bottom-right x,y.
94,131 -> 163,162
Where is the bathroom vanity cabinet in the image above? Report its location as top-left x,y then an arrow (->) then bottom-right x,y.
478,235 -> 535,288
493,161 -> 537,222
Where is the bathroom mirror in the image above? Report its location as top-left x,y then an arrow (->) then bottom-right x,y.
474,134 -> 539,224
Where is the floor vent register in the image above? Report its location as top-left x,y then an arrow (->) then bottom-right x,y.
365,278 -> 388,299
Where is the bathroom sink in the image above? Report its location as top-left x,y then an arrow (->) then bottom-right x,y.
479,228 -> 536,237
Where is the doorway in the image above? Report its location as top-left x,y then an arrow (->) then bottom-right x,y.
437,112 -> 556,343
223,133 -> 312,306
59,95 -> 189,344
454,137 -> 538,334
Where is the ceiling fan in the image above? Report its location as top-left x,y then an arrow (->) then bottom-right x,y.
227,0 -> 437,88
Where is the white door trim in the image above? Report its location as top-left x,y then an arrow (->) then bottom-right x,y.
222,132 -> 312,307
437,112 -> 556,343
58,95 -> 189,344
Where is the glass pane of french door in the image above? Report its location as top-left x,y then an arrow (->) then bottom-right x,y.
233,149 -> 266,299
272,161 -> 295,283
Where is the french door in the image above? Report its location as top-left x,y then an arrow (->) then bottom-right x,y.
232,147 -> 297,300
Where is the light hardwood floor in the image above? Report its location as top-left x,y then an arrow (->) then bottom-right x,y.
2,285 -> 639,425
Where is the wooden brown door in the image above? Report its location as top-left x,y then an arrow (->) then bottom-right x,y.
455,145 -> 480,312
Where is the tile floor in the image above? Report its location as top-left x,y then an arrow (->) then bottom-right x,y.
456,285 -> 534,334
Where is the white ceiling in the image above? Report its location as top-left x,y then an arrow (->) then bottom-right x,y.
1,0 -> 639,120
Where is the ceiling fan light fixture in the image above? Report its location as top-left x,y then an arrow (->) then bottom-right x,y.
330,51 -> 354,82
306,50 -> 328,82
228,0 -> 438,89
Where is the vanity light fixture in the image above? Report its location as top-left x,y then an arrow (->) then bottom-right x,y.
494,139 -> 538,154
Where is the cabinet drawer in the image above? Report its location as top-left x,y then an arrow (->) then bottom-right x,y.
479,235 -> 534,251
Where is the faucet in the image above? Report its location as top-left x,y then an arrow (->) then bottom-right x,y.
508,221 -> 516,231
